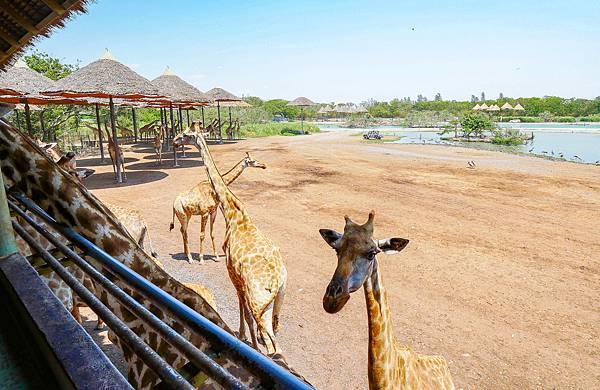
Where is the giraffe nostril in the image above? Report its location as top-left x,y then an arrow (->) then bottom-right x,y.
326,283 -> 343,298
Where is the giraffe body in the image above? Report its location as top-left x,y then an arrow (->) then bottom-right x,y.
153,128 -> 163,165
320,212 -> 455,389
173,125 -> 287,355
170,153 -> 266,263
0,120 -> 264,389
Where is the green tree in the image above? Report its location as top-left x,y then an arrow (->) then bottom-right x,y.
460,112 -> 494,139
243,96 -> 263,107
24,51 -> 78,80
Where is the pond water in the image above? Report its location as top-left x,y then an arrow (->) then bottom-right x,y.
317,124 -> 600,164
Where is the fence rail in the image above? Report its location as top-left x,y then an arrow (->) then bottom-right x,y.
7,189 -> 313,389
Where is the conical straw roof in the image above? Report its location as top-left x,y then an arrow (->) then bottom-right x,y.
513,103 -> 525,111
0,58 -> 56,96
287,96 -> 316,106
205,87 -> 241,102
151,67 -> 210,105
473,103 -> 481,110
44,50 -> 162,100
479,103 -> 489,109
501,102 -> 513,110
216,100 -> 251,107
488,104 -> 500,111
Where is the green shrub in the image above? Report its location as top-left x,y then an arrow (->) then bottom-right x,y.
240,122 -> 320,137
491,129 -> 526,145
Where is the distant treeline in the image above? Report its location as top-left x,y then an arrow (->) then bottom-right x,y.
244,95 -> 600,122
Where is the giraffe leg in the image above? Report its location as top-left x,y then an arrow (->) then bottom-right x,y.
255,305 -> 278,355
177,213 -> 192,263
272,282 -> 286,334
199,215 -> 208,265
71,304 -> 82,324
237,292 -> 246,340
209,210 -> 220,261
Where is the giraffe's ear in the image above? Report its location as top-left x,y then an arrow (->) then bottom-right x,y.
377,238 -> 409,254
319,229 -> 342,249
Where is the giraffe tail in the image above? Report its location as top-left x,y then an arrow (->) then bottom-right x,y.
169,205 -> 176,231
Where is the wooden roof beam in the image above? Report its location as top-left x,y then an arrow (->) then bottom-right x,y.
0,1 -> 39,34
40,0 -> 67,15
0,29 -> 18,46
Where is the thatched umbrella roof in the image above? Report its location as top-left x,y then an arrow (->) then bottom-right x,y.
151,67 -> 210,105
353,105 -> 368,114
513,103 -> 525,111
205,87 -> 241,102
0,0 -> 91,69
501,102 -> 513,110
479,103 -> 489,110
44,50 -> 163,100
488,104 -> 501,111
473,103 -> 481,110
287,96 -> 316,107
0,58 -> 56,96
214,100 -> 250,108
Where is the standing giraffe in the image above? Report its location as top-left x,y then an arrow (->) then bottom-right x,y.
173,129 -> 287,355
153,127 -> 164,165
170,152 -> 267,264
320,211 -> 455,389
0,120 -> 272,389
103,122 -> 127,181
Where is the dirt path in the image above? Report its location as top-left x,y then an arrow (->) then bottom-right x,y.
79,132 -> 600,389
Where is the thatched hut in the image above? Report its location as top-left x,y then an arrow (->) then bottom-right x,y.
287,97 -> 316,133
501,102 -> 514,110
0,0 -> 90,69
151,67 -> 211,164
44,50 -> 163,182
205,87 -> 241,143
513,103 -> 525,111
473,104 -> 481,111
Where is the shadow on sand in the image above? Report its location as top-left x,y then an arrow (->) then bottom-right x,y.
76,156 -> 139,167
84,170 -> 168,190
126,158 -> 204,171
170,252 -> 222,263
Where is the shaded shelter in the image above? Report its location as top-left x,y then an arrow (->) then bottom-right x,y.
205,87 -> 241,143
43,50 -> 163,183
473,104 -> 481,110
151,67 -> 211,166
513,103 -> 525,111
501,102 -> 513,110
0,58 -> 56,136
287,96 -> 316,133
0,0 -> 90,68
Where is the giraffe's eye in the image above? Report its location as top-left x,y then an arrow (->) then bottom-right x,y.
367,250 -> 377,260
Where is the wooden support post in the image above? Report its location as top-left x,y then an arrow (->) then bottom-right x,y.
217,102 -> 223,144
132,107 -> 138,142
95,104 -> 104,163
170,104 -> 178,167
39,110 -> 45,141
24,101 -> 33,137
109,97 -> 122,183
201,106 -> 205,128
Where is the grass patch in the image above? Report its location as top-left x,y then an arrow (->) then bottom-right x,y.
240,122 -> 320,138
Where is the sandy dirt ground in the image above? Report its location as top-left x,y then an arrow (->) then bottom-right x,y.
77,131 -> 599,389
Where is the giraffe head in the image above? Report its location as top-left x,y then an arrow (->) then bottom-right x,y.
242,152 -> 267,170
56,152 -> 95,183
172,123 -> 209,147
319,211 -> 409,314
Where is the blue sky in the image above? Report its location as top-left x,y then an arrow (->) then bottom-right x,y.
31,0 -> 600,102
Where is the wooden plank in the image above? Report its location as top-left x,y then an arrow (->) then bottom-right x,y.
0,1 -> 39,33
0,29 -> 18,46
40,0 -> 66,15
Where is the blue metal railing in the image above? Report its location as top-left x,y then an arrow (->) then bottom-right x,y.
9,190 -> 313,390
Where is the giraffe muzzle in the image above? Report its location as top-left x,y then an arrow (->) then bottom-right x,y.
323,282 -> 350,313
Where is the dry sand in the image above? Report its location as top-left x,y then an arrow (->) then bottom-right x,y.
78,131 -> 600,389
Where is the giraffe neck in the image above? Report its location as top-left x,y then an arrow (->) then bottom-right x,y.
364,259 -> 402,388
192,134 -> 247,225
222,159 -> 246,186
